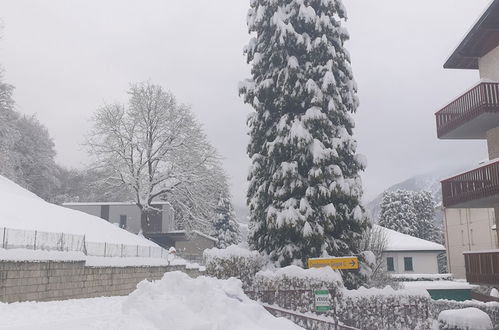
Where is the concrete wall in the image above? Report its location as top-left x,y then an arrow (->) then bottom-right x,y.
486,126 -> 499,159
383,251 -> 440,274
0,260 -> 202,303
444,208 -> 498,279
479,45 -> 499,81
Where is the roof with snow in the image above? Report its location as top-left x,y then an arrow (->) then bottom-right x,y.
445,0 -> 499,69
376,225 -> 446,252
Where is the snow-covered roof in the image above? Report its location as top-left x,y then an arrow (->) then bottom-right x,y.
376,225 -> 446,252
402,280 -> 477,290
0,175 -> 158,247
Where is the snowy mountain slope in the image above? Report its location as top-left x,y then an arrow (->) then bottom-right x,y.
0,175 -> 157,246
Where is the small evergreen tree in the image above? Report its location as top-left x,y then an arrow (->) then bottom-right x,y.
240,0 -> 367,282
212,194 -> 241,248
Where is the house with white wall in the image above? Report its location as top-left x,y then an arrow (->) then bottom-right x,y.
378,226 -> 446,274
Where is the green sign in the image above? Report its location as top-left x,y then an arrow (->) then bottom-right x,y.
314,289 -> 331,312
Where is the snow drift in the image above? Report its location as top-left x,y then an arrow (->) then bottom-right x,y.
122,271 -> 303,330
0,175 -> 156,247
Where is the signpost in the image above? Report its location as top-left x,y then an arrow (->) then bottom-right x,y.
314,289 -> 331,312
307,256 -> 359,270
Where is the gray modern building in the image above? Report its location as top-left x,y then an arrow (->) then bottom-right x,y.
63,202 -> 217,260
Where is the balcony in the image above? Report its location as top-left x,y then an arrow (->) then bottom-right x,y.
464,250 -> 499,285
441,160 -> 499,208
435,82 -> 499,139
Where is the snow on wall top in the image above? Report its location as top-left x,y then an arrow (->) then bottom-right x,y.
0,175 -> 157,247
377,225 -> 446,252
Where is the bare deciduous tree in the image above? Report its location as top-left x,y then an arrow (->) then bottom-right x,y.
87,82 -> 221,232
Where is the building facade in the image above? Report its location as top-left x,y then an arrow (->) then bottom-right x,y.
380,226 -> 445,274
63,202 -> 175,234
434,0 -> 499,285
63,202 -> 217,259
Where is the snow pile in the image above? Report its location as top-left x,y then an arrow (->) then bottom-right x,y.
490,288 -> 499,298
0,175 -> 157,247
122,271 -> 303,330
438,308 -> 493,330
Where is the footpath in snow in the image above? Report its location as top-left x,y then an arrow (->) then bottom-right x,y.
0,271 -> 302,330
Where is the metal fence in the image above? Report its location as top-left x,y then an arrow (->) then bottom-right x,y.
0,227 -> 171,259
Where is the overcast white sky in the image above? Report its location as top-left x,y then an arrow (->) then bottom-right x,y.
0,0 -> 492,213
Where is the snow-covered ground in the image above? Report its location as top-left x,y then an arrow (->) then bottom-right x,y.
0,271 -> 302,330
0,175 -> 157,247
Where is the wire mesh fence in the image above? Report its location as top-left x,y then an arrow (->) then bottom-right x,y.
0,227 -> 172,259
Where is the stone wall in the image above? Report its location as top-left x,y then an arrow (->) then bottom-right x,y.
0,260 -> 202,303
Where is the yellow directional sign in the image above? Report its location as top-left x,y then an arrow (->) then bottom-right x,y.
307,257 -> 359,270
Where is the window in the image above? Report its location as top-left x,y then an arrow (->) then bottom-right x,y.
386,257 -> 394,272
404,257 -> 413,272
119,215 -> 127,229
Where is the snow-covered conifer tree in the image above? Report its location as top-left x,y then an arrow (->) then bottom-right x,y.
212,194 -> 242,249
378,190 -> 417,236
240,0 -> 367,270
412,191 -> 439,241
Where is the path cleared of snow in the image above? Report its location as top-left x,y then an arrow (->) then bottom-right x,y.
0,271 -> 302,330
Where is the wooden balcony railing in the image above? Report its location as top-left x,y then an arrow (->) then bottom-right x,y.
441,160 -> 499,207
464,251 -> 499,285
435,82 -> 499,138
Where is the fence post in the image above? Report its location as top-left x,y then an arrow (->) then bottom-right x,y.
136,245 -> 139,257
2,228 -> 6,249
161,248 -> 163,258
104,242 -> 107,257
82,235 -> 87,255
33,230 -> 37,250
60,233 -> 64,251
121,244 -> 123,257
149,246 -> 151,257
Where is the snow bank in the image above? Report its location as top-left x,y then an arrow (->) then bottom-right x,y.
0,175 -> 156,247
122,271 -> 303,330
438,308 -> 493,330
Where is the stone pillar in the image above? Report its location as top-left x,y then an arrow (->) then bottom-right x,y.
486,126 -> 499,159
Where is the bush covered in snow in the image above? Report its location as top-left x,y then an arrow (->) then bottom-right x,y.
249,265 -> 344,313
203,245 -> 267,288
432,300 -> 499,328
337,286 -> 432,330
437,308 -> 493,330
